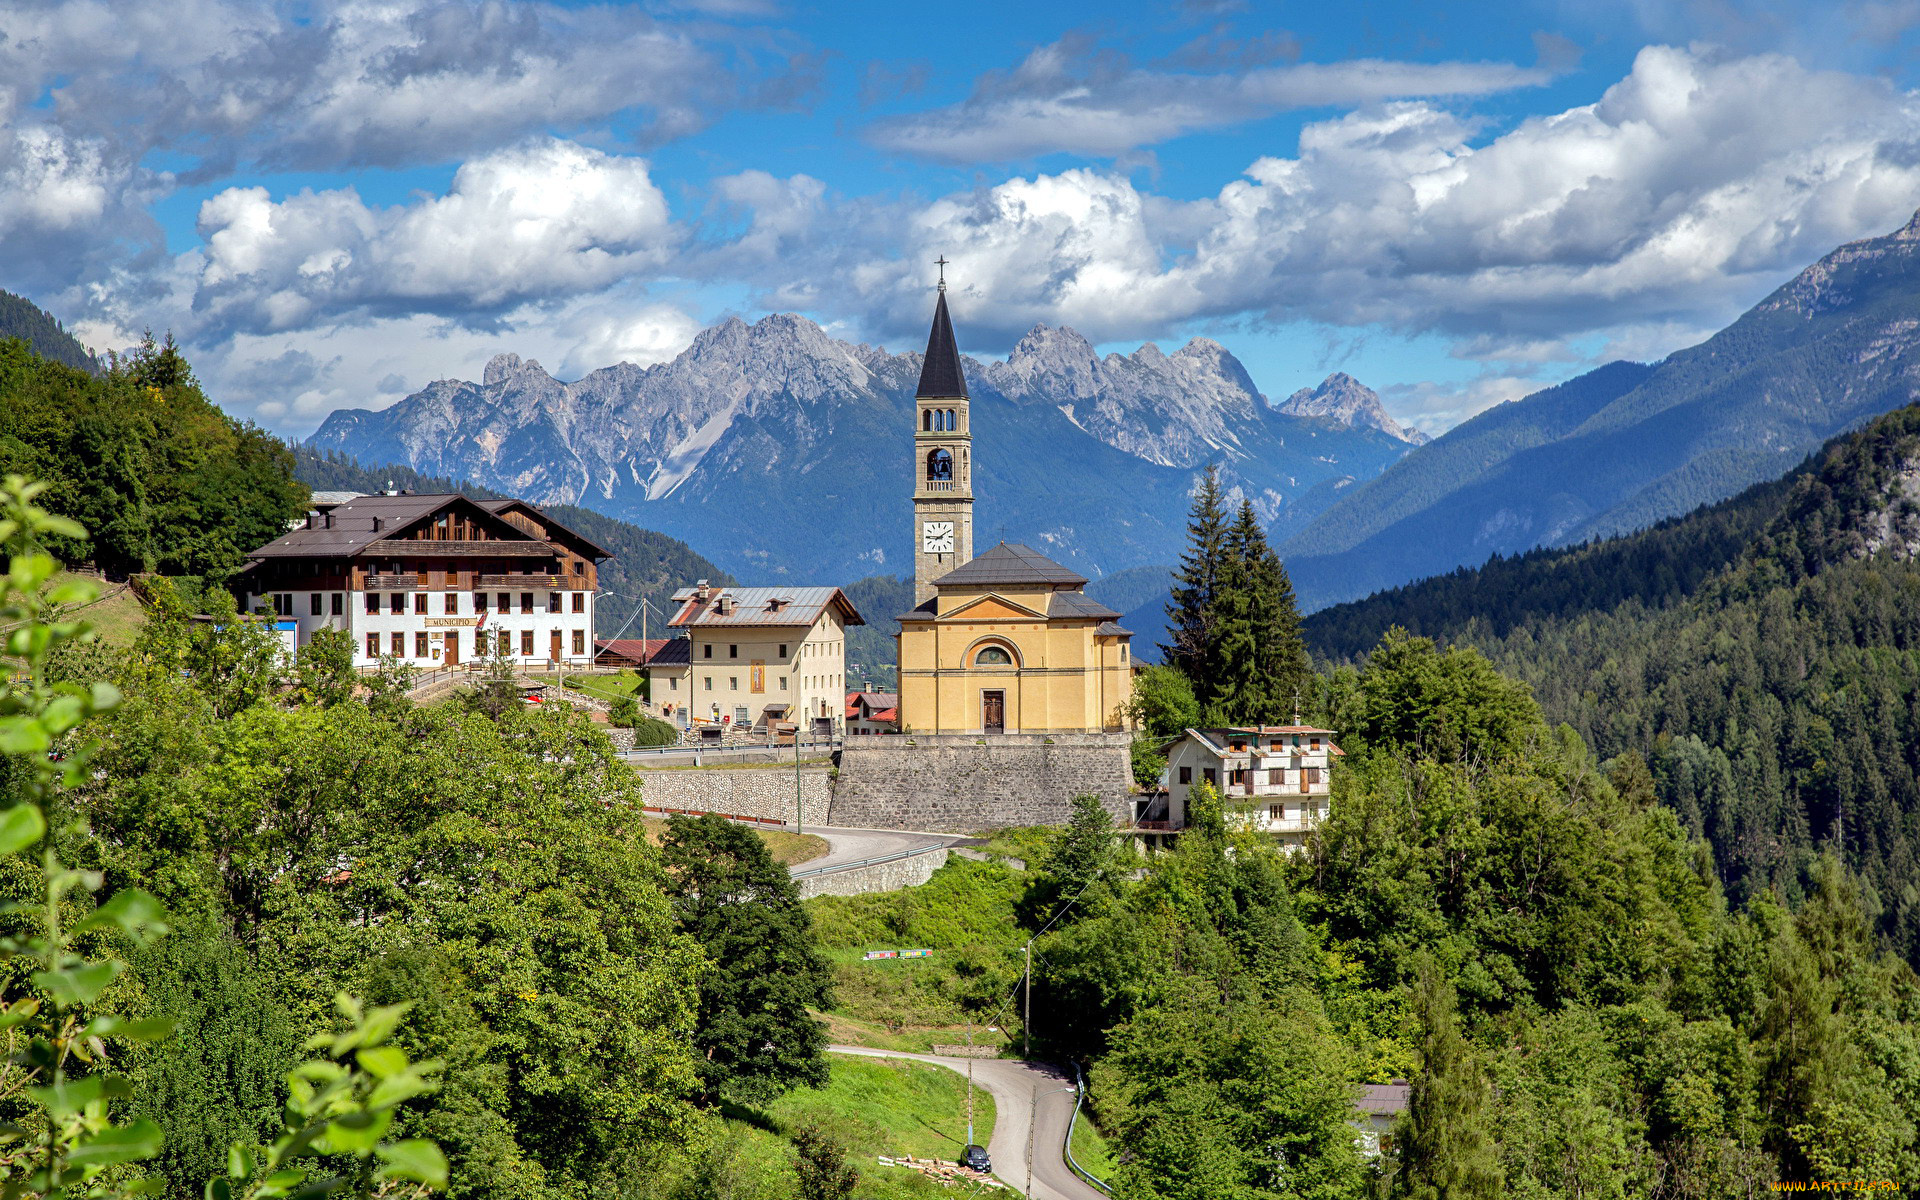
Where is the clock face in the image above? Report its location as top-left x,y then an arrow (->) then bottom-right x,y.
922,521 -> 955,553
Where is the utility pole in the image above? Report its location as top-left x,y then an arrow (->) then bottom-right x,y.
1022,943 -> 1032,1059
794,726 -> 804,835
1027,1084 -> 1037,1198
965,1022 -> 976,1147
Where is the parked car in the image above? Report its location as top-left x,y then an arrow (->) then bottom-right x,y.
962,1145 -> 990,1173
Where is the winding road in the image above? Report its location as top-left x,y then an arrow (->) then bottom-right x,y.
828,1045 -> 1108,1200
787,824 -> 966,878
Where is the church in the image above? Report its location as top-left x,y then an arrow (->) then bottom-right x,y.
895,278 -> 1136,736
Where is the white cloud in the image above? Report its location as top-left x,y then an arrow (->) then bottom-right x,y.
865,34 -> 1553,161
187,141 -> 679,336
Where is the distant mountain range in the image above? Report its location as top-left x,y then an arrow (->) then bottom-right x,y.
308,316 -> 1420,584
1278,207 -> 1920,610
0,289 -> 97,374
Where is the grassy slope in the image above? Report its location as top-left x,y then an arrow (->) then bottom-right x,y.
636,816 -> 828,867
63,574 -> 145,646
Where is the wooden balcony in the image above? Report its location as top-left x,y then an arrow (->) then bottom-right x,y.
477,574 -> 563,588
364,574 -> 420,591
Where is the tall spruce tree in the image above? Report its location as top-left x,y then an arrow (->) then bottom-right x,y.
1395,954 -> 1502,1200
1162,466 -> 1229,706
1205,499 -> 1311,725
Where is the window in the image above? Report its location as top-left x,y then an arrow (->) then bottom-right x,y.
1204,769 -> 1217,786
444,593 -> 458,614
778,644 -> 788,657
366,633 -> 379,659
520,630 -> 534,656
475,592 -> 488,613
973,645 -> 1013,666
365,592 -> 379,614
331,593 -> 343,616
389,593 -> 405,615
415,632 -> 429,657
703,644 -> 713,659
1310,737 -> 1322,751
927,448 -> 953,481
1268,768 -> 1283,784
729,644 -> 738,658
669,677 -> 678,691
272,594 -> 293,616
390,632 -> 405,656
729,677 -> 738,691
497,630 -> 511,656
1269,804 -> 1284,821
520,593 -> 534,614
1120,644 -> 1128,661
703,676 -> 712,690
414,593 -> 428,615
309,593 -> 322,616
777,676 -> 786,689
548,593 -> 561,614
1178,766 -> 1192,784
571,592 -> 584,613
497,593 -> 509,612
571,630 -> 585,655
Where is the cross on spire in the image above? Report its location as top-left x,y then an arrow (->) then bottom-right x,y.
935,255 -> 949,292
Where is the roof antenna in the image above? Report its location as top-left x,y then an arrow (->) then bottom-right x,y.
935,255 -> 949,294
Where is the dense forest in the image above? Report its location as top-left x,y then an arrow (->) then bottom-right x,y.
1308,402 -> 1920,965
0,334 -> 309,576
0,288 -> 99,373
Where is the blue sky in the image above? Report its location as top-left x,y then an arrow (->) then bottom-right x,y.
5,0 -> 1920,437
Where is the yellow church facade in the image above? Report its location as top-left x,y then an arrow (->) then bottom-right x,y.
898,543 -> 1135,735
893,273 -> 1137,736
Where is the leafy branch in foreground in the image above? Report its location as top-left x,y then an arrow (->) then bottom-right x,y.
209,996 -> 446,1200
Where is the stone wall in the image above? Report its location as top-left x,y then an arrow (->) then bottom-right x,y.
793,847 -> 948,898
632,765 -> 834,826
828,734 -> 1133,832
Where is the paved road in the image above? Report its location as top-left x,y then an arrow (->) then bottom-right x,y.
791,825 -> 962,877
829,1045 -> 1107,1200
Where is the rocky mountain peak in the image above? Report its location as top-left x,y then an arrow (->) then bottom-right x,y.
1277,372 -> 1425,444
1762,205 -> 1920,318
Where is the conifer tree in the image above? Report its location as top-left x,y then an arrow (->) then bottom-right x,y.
1395,954 -> 1502,1200
1205,499 -> 1310,725
1162,465 -> 1229,703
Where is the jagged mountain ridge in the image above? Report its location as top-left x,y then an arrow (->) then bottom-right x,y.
308,313 -> 1416,581
1277,372 -> 1427,445
1277,206 -> 1920,610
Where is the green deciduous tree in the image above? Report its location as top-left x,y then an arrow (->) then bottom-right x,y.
659,815 -> 833,1105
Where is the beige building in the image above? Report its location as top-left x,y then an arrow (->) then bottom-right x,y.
893,280 -> 1136,736
667,581 -> 865,735
1162,725 -> 1343,849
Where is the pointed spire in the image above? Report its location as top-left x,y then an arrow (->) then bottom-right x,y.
916,289 -> 968,399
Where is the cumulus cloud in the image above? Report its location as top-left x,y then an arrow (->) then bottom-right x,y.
774,45 -> 1920,360
186,141 -> 679,336
865,34 -> 1554,161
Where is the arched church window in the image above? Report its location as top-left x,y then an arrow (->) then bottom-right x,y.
973,645 -> 1013,666
947,408 -> 957,430
927,448 -> 953,481
922,409 -> 932,432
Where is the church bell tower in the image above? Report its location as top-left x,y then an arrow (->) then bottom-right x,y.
912,268 -> 974,608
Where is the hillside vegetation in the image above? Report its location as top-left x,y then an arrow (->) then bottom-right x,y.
1308,401 -> 1920,963
0,288 -> 98,373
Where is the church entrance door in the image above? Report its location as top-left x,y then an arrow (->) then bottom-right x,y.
982,690 -> 1005,734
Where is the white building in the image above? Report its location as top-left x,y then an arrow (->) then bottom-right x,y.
667,581 -> 865,735
1162,724 -> 1344,849
237,492 -> 609,669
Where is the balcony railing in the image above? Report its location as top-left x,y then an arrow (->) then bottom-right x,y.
477,574 -> 563,588
921,480 -> 959,492
365,574 -> 419,591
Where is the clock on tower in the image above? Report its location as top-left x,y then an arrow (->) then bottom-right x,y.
911,269 -> 974,607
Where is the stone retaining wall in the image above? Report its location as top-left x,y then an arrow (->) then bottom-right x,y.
793,847 -> 948,898
631,765 -> 834,826
828,734 -> 1133,832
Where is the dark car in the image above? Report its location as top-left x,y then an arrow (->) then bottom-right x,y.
962,1145 -> 990,1173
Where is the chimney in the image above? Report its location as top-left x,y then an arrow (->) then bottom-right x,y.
695,579 -> 712,601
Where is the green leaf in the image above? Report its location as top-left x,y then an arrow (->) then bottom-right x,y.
72,888 -> 169,939
0,717 -> 48,756
28,1073 -> 106,1117
227,1142 -> 254,1180
45,580 -> 98,606
365,1072 -> 437,1111
65,1118 -> 162,1167
0,806 -> 42,856
355,1000 -> 413,1049
353,1046 -> 407,1078
33,958 -> 121,1006
204,1178 -> 232,1200
85,1014 -> 174,1043
319,1109 -> 392,1155
375,1140 -> 448,1188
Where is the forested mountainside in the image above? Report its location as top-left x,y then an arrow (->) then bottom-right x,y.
307,315 -> 1415,582
1306,402 -> 1920,962
1282,208 -> 1920,609
0,333 -> 306,576
294,447 -> 734,640
0,288 -> 97,374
